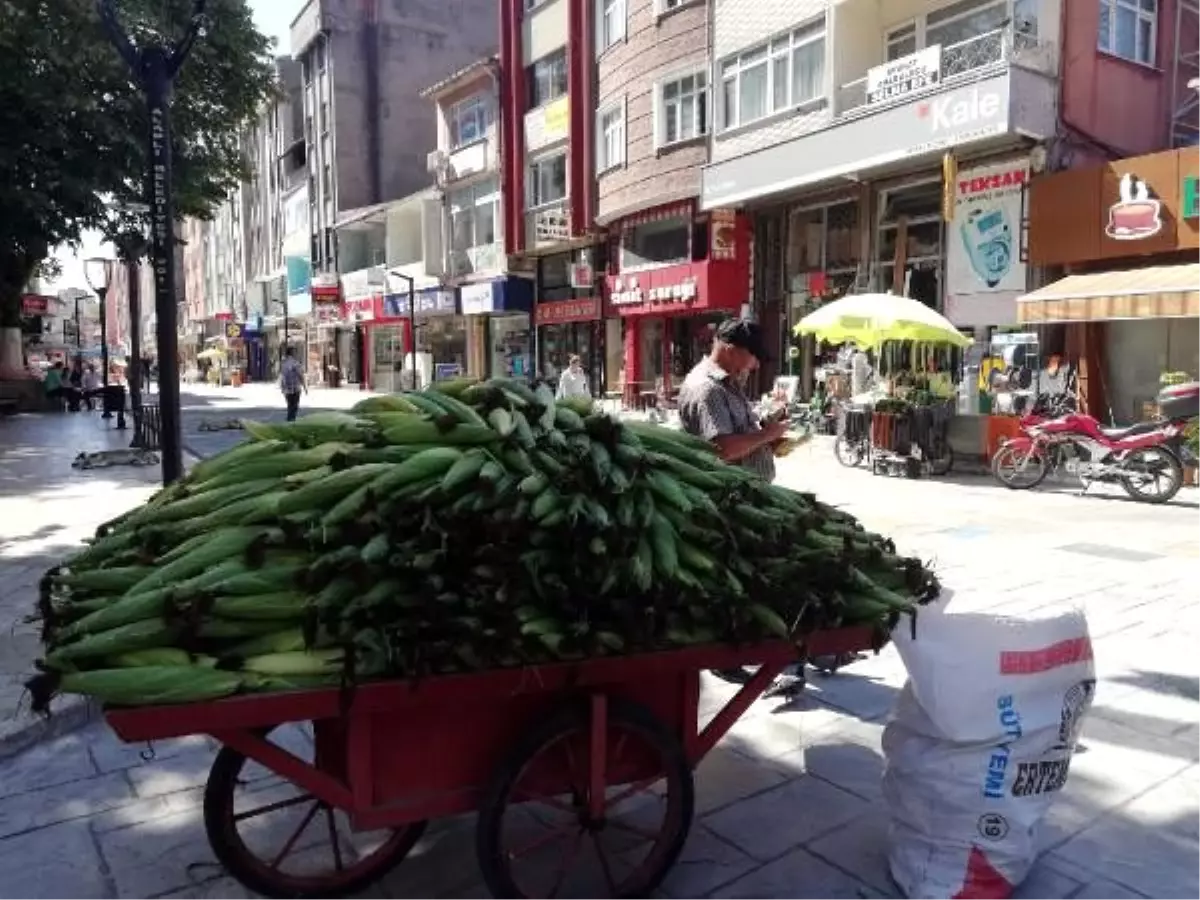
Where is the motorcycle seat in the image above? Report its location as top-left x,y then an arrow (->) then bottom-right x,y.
1099,421 -> 1161,440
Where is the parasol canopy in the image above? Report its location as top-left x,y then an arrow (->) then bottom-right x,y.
793,292 -> 972,348
197,348 -> 227,361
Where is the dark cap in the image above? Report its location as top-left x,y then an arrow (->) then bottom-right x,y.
715,318 -> 770,362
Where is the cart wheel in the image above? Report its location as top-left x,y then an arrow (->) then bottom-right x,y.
203,725 -> 427,899
476,699 -> 694,899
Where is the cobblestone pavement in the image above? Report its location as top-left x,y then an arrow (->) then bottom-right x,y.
0,406 -> 1195,898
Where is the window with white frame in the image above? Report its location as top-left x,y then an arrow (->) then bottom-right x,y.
598,0 -> 626,51
657,0 -> 695,13
657,70 -> 708,146
528,152 -> 567,207
886,22 -> 917,61
1098,0 -> 1157,65
449,177 -> 500,252
720,18 -> 825,131
448,94 -> 493,148
924,0 -> 1007,52
528,50 -> 568,108
597,102 -> 626,172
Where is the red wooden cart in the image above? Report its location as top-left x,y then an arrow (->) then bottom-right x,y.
105,627 -> 875,899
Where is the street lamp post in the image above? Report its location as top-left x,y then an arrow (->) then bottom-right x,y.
96,0 -> 207,486
85,257 -> 120,424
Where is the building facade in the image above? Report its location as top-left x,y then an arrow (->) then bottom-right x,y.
1021,146 -> 1199,423
290,0 -> 499,281
424,57 -> 536,382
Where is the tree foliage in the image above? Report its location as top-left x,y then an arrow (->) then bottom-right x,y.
0,0 -> 276,326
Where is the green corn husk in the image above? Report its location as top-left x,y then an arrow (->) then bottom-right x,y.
28,666 -> 246,711
45,619 -> 183,668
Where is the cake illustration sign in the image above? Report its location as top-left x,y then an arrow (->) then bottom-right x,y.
1106,173 -> 1163,240
948,160 -> 1029,294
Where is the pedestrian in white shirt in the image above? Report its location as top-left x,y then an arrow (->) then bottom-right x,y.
556,354 -> 590,400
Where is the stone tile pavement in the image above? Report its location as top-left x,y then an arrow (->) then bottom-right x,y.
0,410 -> 165,756
0,417 -> 1195,897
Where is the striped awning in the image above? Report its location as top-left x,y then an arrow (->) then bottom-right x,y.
1017,263 -> 1199,324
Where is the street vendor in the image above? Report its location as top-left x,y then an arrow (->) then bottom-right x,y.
678,319 -> 789,686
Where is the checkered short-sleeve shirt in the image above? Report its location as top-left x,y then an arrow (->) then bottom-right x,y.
676,358 -> 775,482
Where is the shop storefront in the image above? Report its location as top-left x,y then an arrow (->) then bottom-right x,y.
1020,147 -> 1199,425
411,289 -> 466,387
242,319 -> 268,382
367,293 -> 413,393
308,274 -> 342,387
533,250 -> 608,392
604,205 -> 752,405
460,277 -> 534,381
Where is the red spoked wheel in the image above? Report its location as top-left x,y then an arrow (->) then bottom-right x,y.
476,698 -> 694,899
203,724 -> 427,898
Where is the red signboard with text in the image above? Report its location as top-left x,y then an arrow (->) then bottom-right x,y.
535,297 -> 601,326
20,295 -> 50,316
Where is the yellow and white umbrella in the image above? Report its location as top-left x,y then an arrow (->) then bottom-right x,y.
794,292 -> 971,348
197,348 -> 227,361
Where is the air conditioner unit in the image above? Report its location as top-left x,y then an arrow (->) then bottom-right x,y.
426,150 -> 448,175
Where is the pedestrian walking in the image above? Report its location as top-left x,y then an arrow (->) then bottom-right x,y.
555,354 -> 590,400
280,346 -> 306,422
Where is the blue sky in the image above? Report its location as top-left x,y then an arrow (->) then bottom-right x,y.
250,0 -> 301,55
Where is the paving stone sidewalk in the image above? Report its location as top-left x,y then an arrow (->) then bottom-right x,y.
0,410 -> 164,756
0,425 -> 1194,898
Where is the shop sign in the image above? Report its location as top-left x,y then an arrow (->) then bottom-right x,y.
20,294 -> 50,315
214,311 -> 234,321
533,205 -> 571,243
1184,175 -> 1199,219
311,271 -> 341,301
344,296 -> 375,322
609,275 -> 698,307
709,210 -> 736,261
535,297 -> 599,326
415,289 -> 457,316
524,96 -> 569,152
1104,172 -> 1162,241
224,322 -> 244,341
313,300 -> 341,324
867,45 -> 941,106
947,159 -> 1029,296
460,281 -> 496,315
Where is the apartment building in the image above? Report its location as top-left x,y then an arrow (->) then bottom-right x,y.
696,0 -> 1197,381
421,57 -> 535,382
592,0 -> 752,401
289,0 -> 499,281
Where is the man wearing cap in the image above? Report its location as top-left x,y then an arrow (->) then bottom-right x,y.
677,318 -> 785,481
678,319 -> 792,687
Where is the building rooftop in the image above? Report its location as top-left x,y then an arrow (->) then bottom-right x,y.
419,56 -> 497,99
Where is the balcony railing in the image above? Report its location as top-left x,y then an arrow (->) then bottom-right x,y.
835,27 -> 1055,118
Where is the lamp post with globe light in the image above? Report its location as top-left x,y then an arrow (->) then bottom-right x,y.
84,257 -> 113,412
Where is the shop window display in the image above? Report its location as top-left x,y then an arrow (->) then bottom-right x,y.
489,314 -> 532,379
417,317 -> 468,382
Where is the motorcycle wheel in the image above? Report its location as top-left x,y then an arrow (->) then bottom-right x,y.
927,445 -> 955,477
991,444 -> 1048,490
834,436 -> 866,468
1120,447 -> 1183,504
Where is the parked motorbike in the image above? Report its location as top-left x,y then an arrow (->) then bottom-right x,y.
992,382 -> 1200,504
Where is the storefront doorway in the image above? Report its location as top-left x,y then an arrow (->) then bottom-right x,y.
539,320 -> 604,394
875,179 -> 944,309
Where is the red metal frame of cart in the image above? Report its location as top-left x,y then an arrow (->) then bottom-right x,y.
105,628 -> 876,896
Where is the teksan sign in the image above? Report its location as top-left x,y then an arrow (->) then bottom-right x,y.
609,275 -> 698,306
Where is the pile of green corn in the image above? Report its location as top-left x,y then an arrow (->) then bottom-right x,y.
28,377 -> 939,710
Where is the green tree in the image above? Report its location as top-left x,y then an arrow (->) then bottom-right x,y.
0,0 -> 276,373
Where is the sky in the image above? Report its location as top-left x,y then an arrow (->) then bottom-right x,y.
44,1 -> 297,295
250,0 -> 301,56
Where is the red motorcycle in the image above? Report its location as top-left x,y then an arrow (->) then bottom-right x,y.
991,382 -> 1199,504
